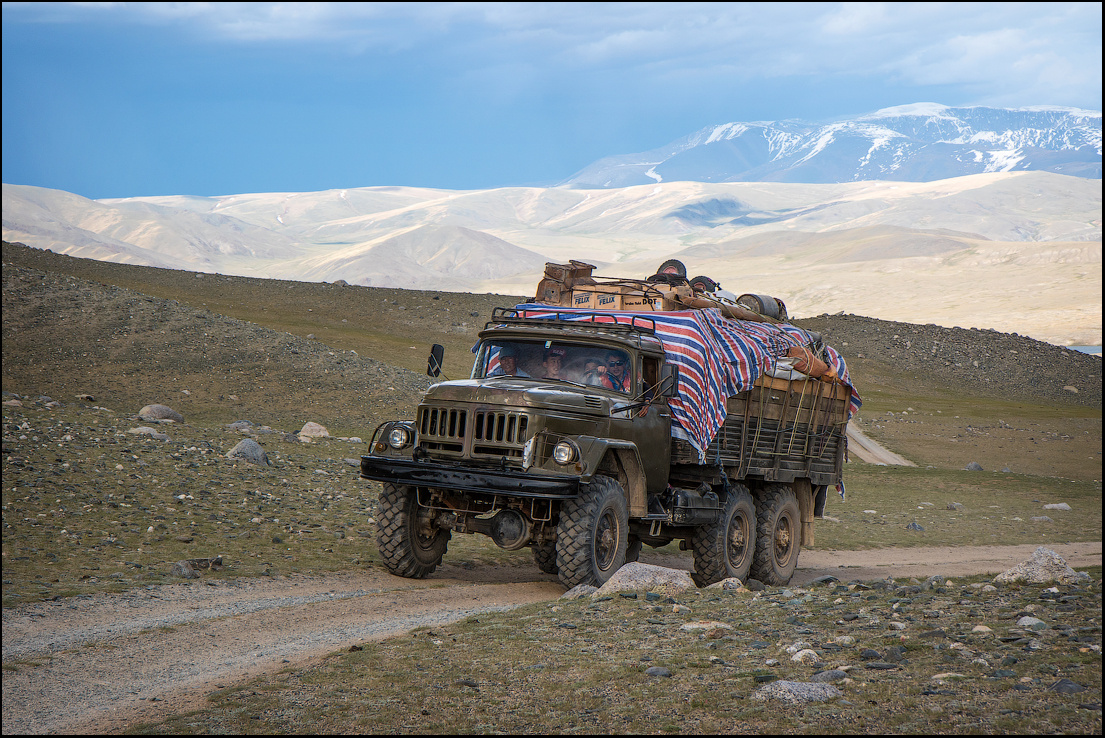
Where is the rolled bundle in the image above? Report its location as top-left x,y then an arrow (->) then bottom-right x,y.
785,345 -> 830,378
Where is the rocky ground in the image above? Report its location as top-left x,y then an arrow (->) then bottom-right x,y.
796,313 -> 1101,409
1,241 -> 1101,734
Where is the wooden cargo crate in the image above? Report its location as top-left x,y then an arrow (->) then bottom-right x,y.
671,374 -> 849,487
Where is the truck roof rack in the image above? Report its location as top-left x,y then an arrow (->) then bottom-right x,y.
486,306 -> 658,336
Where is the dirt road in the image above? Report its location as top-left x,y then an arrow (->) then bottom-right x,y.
3,542 -> 1100,735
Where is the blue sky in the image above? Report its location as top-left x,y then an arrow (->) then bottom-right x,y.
2,2 -> 1101,199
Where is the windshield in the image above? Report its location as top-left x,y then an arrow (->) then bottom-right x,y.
474,340 -> 633,393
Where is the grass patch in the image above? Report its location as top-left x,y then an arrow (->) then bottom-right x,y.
133,572 -> 1103,735
820,464 -> 1102,550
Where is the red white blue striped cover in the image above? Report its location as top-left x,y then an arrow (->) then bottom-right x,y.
515,305 -> 861,461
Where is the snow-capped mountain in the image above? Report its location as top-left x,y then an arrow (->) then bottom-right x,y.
561,104 -> 1102,188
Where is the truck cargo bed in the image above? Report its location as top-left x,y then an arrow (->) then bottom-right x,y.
671,375 -> 848,486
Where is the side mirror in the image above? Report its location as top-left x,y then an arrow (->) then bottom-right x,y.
427,344 -> 445,377
660,365 -> 680,398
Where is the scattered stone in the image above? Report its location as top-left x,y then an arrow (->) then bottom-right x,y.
993,547 -> 1088,585
127,426 -> 170,441
906,522 -> 925,531
964,461 -> 983,471
680,621 -> 732,632
138,404 -> 184,422
592,563 -> 695,597
1062,385 -> 1078,393
226,438 -> 271,466
791,649 -> 821,665
227,420 -> 254,432
169,561 -> 200,579
560,584 -> 598,600
751,680 -> 842,704
1031,516 -> 1054,523
706,577 -> 746,591
947,502 -> 965,510
1043,503 -> 1072,511
810,669 -> 848,683
645,666 -> 673,678
1016,616 -> 1048,631
299,421 -> 330,439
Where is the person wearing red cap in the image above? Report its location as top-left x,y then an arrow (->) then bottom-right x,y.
542,346 -> 568,380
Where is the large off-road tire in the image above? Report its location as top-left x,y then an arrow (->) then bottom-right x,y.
749,483 -> 801,585
532,540 -> 559,575
555,476 -> 629,589
689,275 -> 719,293
656,259 -> 687,278
690,484 -> 755,587
376,483 -> 450,578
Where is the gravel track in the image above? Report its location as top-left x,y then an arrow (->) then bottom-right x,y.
3,544 -> 1100,735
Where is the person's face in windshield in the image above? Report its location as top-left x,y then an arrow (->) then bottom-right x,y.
498,354 -> 519,375
606,353 -> 627,380
543,349 -> 566,378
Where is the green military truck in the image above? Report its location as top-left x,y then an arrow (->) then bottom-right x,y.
361,305 -> 857,589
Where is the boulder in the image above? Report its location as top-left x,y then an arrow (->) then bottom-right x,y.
138,404 -> 184,422
593,563 -> 695,597
227,438 -> 271,466
299,421 -> 330,439
751,680 -> 843,704
993,547 -> 1088,585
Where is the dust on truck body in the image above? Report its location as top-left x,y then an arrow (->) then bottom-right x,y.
361,267 -> 860,589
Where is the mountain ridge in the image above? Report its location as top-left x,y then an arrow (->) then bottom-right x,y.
561,104 -> 1101,188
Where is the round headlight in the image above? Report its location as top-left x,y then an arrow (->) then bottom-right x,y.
387,427 -> 410,449
552,440 -> 577,465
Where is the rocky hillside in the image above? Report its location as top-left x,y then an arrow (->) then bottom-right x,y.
2,239 -> 1100,424
794,314 -> 1101,409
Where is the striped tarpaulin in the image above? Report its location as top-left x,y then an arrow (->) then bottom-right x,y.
515,305 -> 861,461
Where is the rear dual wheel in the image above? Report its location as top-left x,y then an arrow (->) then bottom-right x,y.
690,485 -> 755,586
749,484 -> 801,585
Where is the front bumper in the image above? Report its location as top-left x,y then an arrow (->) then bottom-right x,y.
360,455 -> 581,498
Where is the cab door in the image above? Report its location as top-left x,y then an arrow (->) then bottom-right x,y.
607,354 -> 670,493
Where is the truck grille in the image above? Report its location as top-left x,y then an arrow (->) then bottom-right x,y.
472,411 -> 528,458
417,406 -> 530,459
418,406 -> 467,453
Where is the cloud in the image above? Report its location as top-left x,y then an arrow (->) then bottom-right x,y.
4,1 -> 1101,108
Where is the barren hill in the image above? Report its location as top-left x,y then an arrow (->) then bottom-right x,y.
3,240 -> 1099,427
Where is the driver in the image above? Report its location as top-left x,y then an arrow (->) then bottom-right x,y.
600,351 -> 630,393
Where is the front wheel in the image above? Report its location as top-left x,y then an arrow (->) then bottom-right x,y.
556,476 -> 629,588
749,483 -> 801,585
376,483 -> 450,578
690,484 -> 755,586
